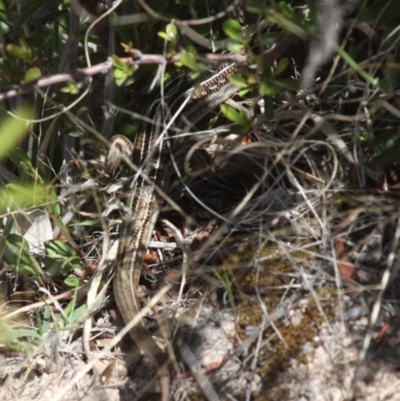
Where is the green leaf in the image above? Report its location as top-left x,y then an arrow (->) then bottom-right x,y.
8,147 -> 38,177
0,107 -> 33,160
112,55 -> 127,70
188,70 -> 202,81
220,104 -> 249,128
114,68 -> 128,86
4,234 -> 30,256
228,74 -> 248,88
112,56 -> 136,74
43,257 -> 60,278
27,254 -> 43,276
4,234 -> 44,278
223,19 -> 242,40
46,240 -> 76,258
6,43 -> 33,60
221,104 -> 240,123
275,57 -> 289,75
214,269 -> 235,310
166,23 -> 178,41
44,240 -> 81,276
119,42 -> 134,55
60,285 -> 80,325
36,305 -> 51,336
21,67 -> 41,84
259,80 -> 279,96
60,81 -> 80,94
278,1 -> 295,19
3,254 -> 41,276
64,277 -> 82,288
336,45 -> 379,87
112,56 -> 136,86
0,0 -> 8,23
227,42 -> 245,53
157,31 -> 172,42
9,341 -> 35,353
158,23 -> 178,44
0,184 -> 49,213
66,299 -> 104,324
238,88 -> 250,97
0,329 -> 40,342
66,303 -> 87,323
67,131 -> 82,138
179,51 -> 197,69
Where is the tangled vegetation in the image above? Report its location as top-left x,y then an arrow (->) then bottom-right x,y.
1,0 -> 400,400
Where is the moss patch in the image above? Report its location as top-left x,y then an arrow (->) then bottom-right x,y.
218,242 -> 335,400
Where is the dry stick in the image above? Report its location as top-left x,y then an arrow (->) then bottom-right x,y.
0,53 -> 248,102
0,33 -> 297,103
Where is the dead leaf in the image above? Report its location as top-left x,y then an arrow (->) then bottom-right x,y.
335,238 -> 358,285
100,360 -> 116,384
